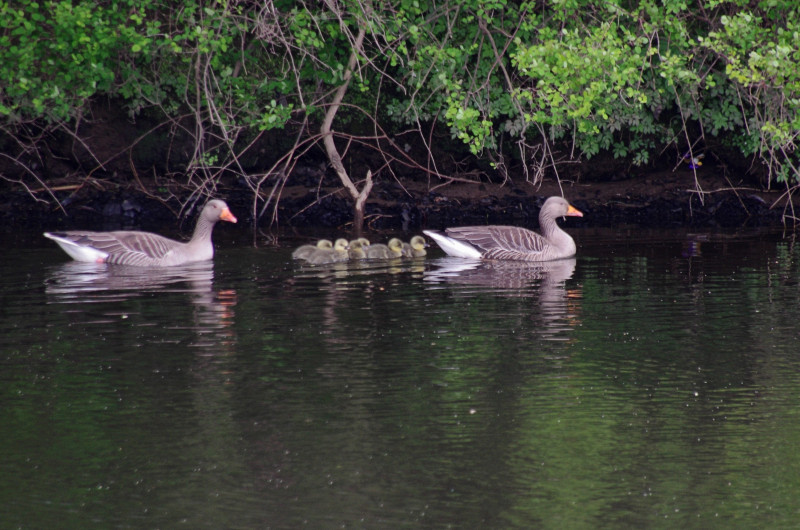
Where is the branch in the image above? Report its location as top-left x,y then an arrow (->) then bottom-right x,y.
320,25 -> 366,201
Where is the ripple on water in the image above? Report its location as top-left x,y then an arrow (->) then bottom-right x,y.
4,231 -> 800,527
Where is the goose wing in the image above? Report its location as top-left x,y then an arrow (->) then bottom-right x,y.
50,230 -> 180,265
444,225 -> 549,260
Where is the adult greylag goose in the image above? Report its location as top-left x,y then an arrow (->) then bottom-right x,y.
423,196 -> 583,261
292,239 -> 333,260
304,238 -> 350,265
401,235 -> 428,258
44,199 -> 237,267
364,238 -> 404,259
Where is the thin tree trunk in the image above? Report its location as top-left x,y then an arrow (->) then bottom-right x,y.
320,26 -> 372,235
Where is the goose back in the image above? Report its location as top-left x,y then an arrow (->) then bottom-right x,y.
443,225 -> 571,261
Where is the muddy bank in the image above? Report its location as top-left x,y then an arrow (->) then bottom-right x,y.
3,98 -> 796,235
3,96 -> 796,236
3,167 -> 796,236
285,174 -> 790,231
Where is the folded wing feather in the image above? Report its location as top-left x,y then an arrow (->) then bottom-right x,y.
54,231 -> 179,265
445,226 -> 549,260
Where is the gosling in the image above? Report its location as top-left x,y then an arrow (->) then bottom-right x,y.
305,238 -> 350,265
401,235 -> 427,258
365,238 -> 404,259
292,239 -> 333,260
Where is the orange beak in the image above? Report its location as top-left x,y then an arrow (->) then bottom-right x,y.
220,207 -> 238,223
567,204 -> 583,217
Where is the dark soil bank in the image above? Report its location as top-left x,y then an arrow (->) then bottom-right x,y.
3,163 -> 797,236
4,98 -> 797,236
284,170 -> 790,231
4,98 -> 798,235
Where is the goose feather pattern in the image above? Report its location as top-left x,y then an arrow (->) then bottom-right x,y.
424,196 -> 583,262
44,199 -> 237,267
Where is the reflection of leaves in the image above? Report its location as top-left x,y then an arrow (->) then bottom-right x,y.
7,239 -> 800,525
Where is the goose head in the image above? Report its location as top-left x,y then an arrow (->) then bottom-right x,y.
204,199 -> 238,224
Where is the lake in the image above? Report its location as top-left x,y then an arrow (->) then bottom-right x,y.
2,226 -> 800,528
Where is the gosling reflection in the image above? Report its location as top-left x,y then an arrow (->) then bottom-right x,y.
424,257 -> 581,337
293,258 -> 426,280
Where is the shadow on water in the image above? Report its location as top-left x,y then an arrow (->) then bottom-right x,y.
291,256 -> 427,279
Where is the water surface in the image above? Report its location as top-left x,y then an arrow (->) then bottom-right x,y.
3,228 -> 800,527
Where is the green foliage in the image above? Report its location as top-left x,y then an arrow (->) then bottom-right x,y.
700,9 -> 800,182
511,18 -> 662,161
0,0 -> 134,120
1,0 -> 800,191
380,0 -> 799,183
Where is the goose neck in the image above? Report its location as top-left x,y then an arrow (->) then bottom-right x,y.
190,217 -> 215,244
539,212 -> 562,239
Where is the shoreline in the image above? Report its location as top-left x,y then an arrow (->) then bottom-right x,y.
5,170 -> 797,235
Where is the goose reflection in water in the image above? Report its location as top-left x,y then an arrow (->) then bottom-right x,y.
44,260 -> 237,346
425,257 -> 576,288
424,257 -> 581,337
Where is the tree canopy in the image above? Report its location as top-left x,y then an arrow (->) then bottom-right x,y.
2,0 -> 799,223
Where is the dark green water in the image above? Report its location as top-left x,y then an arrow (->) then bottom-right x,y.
3,228 -> 800,528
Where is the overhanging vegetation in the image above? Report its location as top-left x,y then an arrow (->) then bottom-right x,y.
1,0 -> 798,228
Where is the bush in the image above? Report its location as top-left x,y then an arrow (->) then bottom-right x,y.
1,0 -> 799,208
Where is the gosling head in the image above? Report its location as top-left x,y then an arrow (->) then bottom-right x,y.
348,239 -> 366,259
410,235 -> 427,250
387,238 -> 404,256
388,238 -> 403,250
